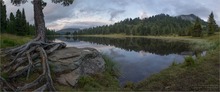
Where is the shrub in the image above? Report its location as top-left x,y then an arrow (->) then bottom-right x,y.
184,56 -> 195,66
171,61 -> 177,67
124,81 -> 135,89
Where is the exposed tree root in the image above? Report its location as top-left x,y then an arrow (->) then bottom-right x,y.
0,38 -> 66,91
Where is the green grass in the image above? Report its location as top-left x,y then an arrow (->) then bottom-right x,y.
0,34 -> 32,48
0,34 -> 31,69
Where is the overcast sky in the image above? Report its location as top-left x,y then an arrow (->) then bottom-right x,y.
4,0 -> 220,31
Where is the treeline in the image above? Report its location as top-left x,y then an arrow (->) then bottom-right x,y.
76,13 -> 219,37
191,12 -> 219,37
0,1 -> 57,36
78,14 -> 192,36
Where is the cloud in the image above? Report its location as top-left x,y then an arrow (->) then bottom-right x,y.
46,16 -> 112,30
109,9 -> 125,21
63,21 -> 109,29
4,0 -> 220,30
140,11 -> 148,19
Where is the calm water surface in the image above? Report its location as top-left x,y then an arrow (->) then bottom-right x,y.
52,36 -> 195,85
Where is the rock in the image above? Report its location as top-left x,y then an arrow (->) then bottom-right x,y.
48,47 -> 105,87
56,68 -> 81,86
80,48 -> 105,75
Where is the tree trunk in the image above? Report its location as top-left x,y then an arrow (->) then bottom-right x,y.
0,1 -> 68,91
33,0 -> 46,42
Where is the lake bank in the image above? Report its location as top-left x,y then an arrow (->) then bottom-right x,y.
77,34 -> 203,41
132,33 -> 220,91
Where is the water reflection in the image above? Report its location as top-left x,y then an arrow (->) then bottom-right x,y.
51,36 -> 193,85
53,36 -> 192,55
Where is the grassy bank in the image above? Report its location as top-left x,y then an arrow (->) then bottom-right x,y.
0,34 -> 32,48
132,33 -> 220,91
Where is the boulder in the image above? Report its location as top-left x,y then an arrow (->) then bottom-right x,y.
48,47 -> 105,86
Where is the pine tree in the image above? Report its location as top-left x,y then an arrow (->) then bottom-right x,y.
208,12 -> 217,35
7,13 -> 16,34
0,1 -> 7,33
21,8 -> 28,35
15,9 -> 24,35
192,18 -> 202,37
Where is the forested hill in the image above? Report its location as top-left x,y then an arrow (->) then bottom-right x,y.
77,14 -> 206,36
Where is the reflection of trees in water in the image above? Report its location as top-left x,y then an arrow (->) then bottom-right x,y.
56,36 -> 191,55
47,36 -> 57,41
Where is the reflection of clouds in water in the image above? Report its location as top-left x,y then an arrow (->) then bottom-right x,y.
138,50 -> 153,57
109,48 -> 125,58
113,50 -> 185,84
139,50 -> 146,56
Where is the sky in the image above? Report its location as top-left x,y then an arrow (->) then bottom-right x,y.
4,0 -> 220,31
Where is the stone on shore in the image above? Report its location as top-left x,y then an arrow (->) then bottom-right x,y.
48,47 -> 105,86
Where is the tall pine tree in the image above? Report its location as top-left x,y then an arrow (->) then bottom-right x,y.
15,9 -> 23,35
21,8 -> 28,35
192,18 -> 202,37
7,13 -> 16,34
0,1 -> 7,33
208,12 -> 217,35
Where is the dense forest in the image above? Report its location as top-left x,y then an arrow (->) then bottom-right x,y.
0,1 -> 57,36
76,13 -> 219,36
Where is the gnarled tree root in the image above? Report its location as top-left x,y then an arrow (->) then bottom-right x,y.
0,39 -> 66,91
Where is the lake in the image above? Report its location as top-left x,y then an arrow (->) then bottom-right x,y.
50,36 -> 197,85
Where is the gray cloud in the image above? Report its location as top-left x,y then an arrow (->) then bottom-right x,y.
4,0 -> 220,30
44,4 -> 74,23
63,21 -> 108,29
109,9 -> 125,21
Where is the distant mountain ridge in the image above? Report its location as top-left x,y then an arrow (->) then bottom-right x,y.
178,14 -> 198,21
177,14 -> 207,25
56,28 -> 80,34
